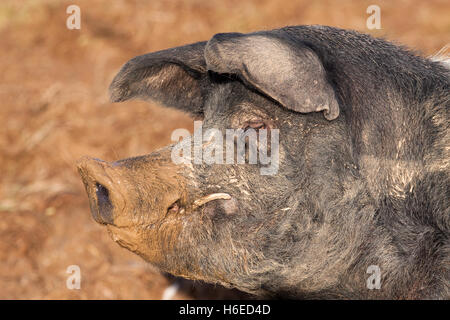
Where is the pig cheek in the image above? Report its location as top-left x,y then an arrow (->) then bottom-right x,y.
203,198 -> 239,216
221,197 -> 239,215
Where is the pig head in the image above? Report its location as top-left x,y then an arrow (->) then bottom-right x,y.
78,26 -> 450,299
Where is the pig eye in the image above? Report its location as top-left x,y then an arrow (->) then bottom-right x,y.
236,119 -> 273,164
243,120 -> 270,131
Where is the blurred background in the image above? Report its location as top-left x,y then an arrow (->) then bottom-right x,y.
0,0 -> 448,299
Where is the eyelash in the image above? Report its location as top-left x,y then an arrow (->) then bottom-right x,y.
243,120 -> 270,131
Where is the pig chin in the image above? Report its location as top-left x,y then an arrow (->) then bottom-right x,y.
105,223 -> 169,266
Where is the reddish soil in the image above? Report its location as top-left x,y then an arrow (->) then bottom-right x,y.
0,0 -> 448,299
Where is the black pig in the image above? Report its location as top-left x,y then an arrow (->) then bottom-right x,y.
78,25 -> 449,299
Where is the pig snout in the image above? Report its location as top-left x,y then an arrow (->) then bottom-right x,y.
76,154 -> 186,228
77,147 -> 243,282
77,157 -> 125,225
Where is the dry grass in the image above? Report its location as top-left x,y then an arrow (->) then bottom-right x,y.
0,0 -> 448,299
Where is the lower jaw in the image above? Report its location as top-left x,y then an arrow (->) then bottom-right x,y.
106,224 -> 140,253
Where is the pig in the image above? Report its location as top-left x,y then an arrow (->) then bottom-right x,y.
77,25 -> 449,299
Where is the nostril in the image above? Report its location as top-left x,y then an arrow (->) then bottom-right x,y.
95,182 -> 114,224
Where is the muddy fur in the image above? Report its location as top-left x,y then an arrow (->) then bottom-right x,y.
80,25 -> 449,299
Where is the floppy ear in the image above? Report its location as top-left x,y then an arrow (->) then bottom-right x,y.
205,32 -> 339,120
109,41 -> 208,117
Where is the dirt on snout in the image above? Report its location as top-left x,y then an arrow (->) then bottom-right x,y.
0,0 -> 448,299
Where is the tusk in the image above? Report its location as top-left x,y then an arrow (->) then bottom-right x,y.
193,193 -> 231,209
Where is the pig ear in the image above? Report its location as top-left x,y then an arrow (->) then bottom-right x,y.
109,41 -> 208,117
205,33 -> 339,120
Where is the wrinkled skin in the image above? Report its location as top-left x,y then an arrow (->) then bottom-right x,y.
78,25 -> 449,299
